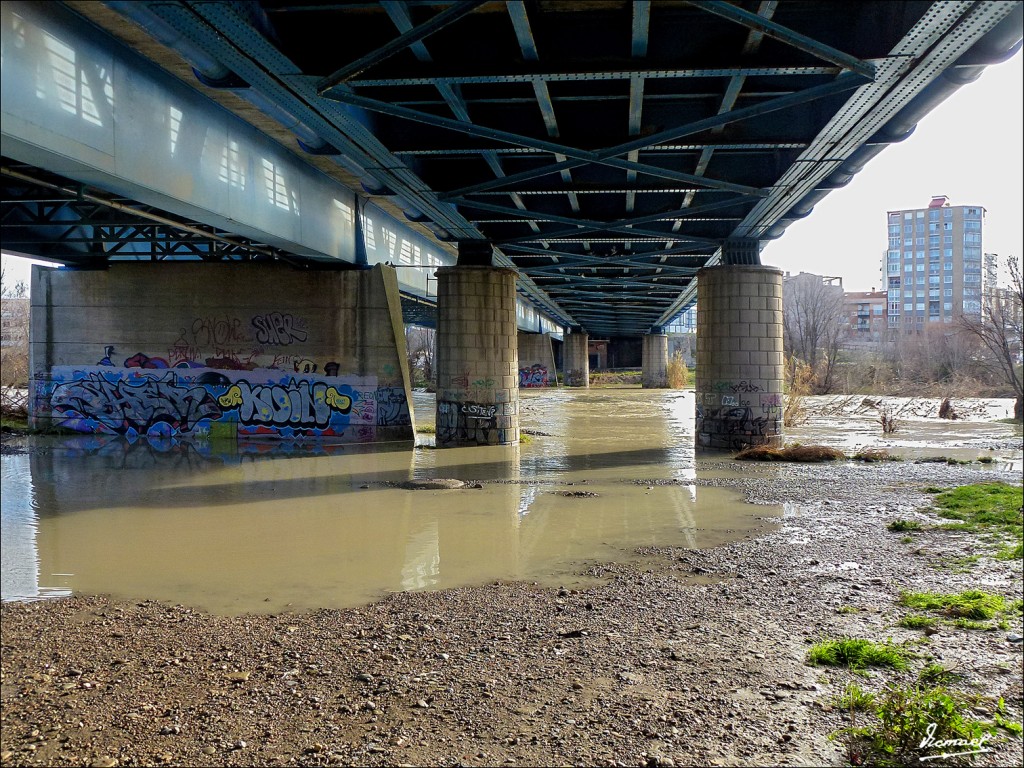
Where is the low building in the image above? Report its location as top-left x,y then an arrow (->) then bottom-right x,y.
842,290 -> 888,348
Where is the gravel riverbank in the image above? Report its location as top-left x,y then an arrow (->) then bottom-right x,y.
2,457 -> 1023,767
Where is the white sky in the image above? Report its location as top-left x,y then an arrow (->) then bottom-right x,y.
761,52 -> 1023,291
3,52 -> 1022,295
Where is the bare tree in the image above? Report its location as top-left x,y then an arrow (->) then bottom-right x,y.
958,255 -> 1024,420
783,273 -> 845,393
1,266 -> 31,415
404,325 -> 435,388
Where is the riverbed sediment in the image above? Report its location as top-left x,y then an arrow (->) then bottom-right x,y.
2,457 -> 1022,767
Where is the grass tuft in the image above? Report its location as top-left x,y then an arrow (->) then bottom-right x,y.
897,614 -> 939,631
899,590 -> 1006,620
852,449 -> 902,462
807,637 -> 910,671
735,444 -> 845,462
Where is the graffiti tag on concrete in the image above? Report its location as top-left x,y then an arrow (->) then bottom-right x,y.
49,372 -> 221,435
217,380 -> 352,427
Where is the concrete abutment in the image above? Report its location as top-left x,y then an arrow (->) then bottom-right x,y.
562,331 -> 589,388
29,262 -> 415,443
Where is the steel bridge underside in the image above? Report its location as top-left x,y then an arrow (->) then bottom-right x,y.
2,1 -> 1021,337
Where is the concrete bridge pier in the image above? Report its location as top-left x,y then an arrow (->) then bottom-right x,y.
434,258 -> 519,447
562,328 -> 589,387
696,262 -> 785,451
642,331 -> 669,388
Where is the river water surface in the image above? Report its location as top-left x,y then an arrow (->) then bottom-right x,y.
2,390 -> 1019,614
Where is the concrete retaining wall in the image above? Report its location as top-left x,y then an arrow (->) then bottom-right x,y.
517,332 -> 557,388
29,263 -> 414,443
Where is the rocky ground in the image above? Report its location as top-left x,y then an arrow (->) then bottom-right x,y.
2,451 -> 1023,767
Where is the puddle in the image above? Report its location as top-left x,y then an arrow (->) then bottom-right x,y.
4,390 -> 1018,614
1,389 -> 774,615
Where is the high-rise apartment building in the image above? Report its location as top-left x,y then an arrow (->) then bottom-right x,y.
884,195 -> 985,333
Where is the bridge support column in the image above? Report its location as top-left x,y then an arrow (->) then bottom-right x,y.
641,332 -> 669,388
696,264 -> 784,451
562,329 -> 589,387
435,266 -> 519,447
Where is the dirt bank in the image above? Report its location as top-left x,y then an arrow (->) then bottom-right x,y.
2,459 -> 1022,767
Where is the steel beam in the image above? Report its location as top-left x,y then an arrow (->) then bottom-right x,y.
685,1 -> 875,78
317,0 -> 487,92
435,71 -> 869,199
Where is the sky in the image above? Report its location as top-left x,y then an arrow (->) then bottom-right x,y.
761,52 -> 1024,291
2,52 -> 1022,295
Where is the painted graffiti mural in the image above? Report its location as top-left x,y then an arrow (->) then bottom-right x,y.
49,372 -> 222,436
41,365 -> 409,442
518,364 -> 549,388
217,380 -> 352,428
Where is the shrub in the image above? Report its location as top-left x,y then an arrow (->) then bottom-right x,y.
666,350 -> 688,389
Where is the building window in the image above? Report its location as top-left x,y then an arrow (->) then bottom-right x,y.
944,288 -> 952,297
943,302 -> 952,311
944,275 -> 953,283
944,235 -> 952,244
904,263 -> 913,272
904,303 -> 913,312
965,207 -> 981,217
929,235 -> 940,246
943,208 -> 953,218
916,211 -> 924,218
888,224 -> 901,235
904,212 -> 913,220
963,299 -> 981,313
916,302 -> 925,311
944,262 -> 953,270
944,248 -> 953,258
904,238 -> 913,247
943,222 -> 952,230
916,263 -> 925,271
916,276 -> 925,285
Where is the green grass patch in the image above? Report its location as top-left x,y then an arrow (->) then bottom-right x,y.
900,536 -> 913,544
925,482 -> 1023,559
0,415 -> 29,431
836,605 -> 859,615
995,542 -> 1023,560
415,424 -> 436,434
897,614 -> 939,631
930,554 -> 982,573
887,519 -> 921,532
951,617 -> 998,631
807,637 -> 910,671
899,590 -> 1006,620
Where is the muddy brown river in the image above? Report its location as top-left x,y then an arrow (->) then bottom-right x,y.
1,389 -> 1018,615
